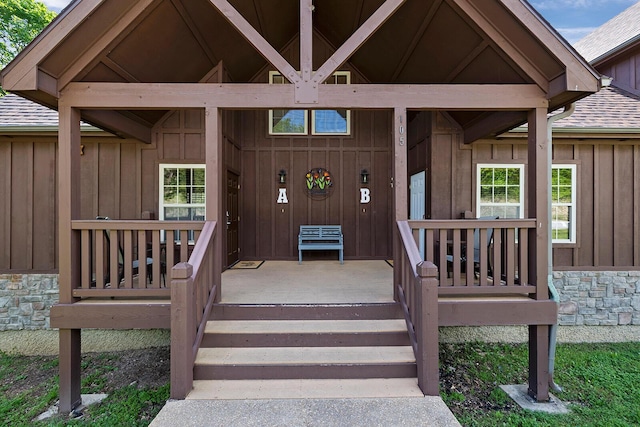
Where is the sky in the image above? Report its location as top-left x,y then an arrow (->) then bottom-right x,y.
40,0 -> 639,45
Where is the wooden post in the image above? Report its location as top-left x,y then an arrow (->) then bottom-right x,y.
205,107 -> 223,302
416,261 -> 439,395
393,107 -> 408,301
57,104 -> 82,413
171,262 -> 195,399
527,107 -> 550,402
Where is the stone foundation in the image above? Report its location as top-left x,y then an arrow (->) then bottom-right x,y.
0,274 -> 59,331
553,270 -> 640,326
2,271 -> 640,331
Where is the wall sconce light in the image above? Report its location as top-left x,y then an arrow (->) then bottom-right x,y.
360,169 -> 369,185
278,169 -> 287,184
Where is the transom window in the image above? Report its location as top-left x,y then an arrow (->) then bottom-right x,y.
268,71 -> 351,135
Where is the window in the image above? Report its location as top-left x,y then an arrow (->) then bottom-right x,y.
159,164 -> 205,240
311,71 -> 350,135
477,164 -> 524,219
268,72 -> 307,135
477,163 -> 577,244
268,71 -> 350,135
551,165 -> 576,243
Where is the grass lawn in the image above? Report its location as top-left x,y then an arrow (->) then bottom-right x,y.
1,342 -> 639,426
441,341 -> 640,426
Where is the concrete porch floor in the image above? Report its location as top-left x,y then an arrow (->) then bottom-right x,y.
221,260 -> 394,304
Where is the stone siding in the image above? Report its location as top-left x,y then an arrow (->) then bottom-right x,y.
0,274 -> 59,331
2,272 -> 640,330
554,271 -> 640,326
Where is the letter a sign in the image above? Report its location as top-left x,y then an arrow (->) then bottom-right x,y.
277,188 -> 289,204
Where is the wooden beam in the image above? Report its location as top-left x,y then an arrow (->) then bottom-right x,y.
393,107 -> 408,301
462,111 -> 527,144
447,0 -> 548,92
82,110 -> 152,143
60,82 -> 548,110
300,0 -> 313,85
207,0 -> 299,84
0,0 -> 103,91
57,104 -> 82,414
51,302 -> 171,329
527,106 -> 551,402
500,0 -> 599,94
205,107 -> 223,302
57,0 -> 158,91
314,0 -> 406,85
438,299 -> 557,326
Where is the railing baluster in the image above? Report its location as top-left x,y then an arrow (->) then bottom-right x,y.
452,229 -> 461,284
81,229 -> 90,289
492,229 -> 502,286
180,230 -> 189,261
96,231 -> 105,289
152,229 -> 161,288
109,230 -> 119,289
520,230 -> 528,285
506,228 -> 515,286
138,230 -> 147,288
478,228 -> 488,285
438,229 -> 448,285
465,228 -> 474,286
123,230 -> 133,288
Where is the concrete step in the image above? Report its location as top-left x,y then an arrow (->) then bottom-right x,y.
201,319 -> 411,347
211,302 -> 403,320
194,346 -> 417,380
187,378 -> 424,400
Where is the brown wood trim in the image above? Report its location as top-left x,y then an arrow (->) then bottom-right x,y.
51,302 -> 170,329
61,82 -> 548,110
438,299 -> 557,326
438,286 -> 536,295
0,269 -> 59,274
208,0 -> 299,84
72,289 -> 171,298
71,220 -> 205,230
553,266 -> 640,272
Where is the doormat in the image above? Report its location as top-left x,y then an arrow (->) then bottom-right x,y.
386,260 -> 394,267
230,260 -> 264,269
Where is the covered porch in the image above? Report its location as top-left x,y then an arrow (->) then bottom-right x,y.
1,0 -> 602,415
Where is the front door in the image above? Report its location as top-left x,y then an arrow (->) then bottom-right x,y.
226,171 -> 240,266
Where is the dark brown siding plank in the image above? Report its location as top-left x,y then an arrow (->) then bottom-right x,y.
613,144 -> 634,266
0,141 -> 11,269
32,142 -> 57,269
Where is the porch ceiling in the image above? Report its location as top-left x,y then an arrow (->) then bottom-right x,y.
1,0 -> 600,141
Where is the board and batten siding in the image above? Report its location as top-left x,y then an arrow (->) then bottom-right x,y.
239,109 -> 392,261
471,138 -> 640,269
0,137 -> 57,271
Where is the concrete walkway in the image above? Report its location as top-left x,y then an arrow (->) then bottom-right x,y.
150,397 -> 462,427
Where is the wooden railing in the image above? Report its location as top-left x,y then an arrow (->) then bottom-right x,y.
170,221 -> 218,399
407,219 -> 537,295
396,221 -> 439,396
72,220 -> 205,298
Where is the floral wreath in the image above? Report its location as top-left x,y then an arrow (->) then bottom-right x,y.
305,168 -> 333,198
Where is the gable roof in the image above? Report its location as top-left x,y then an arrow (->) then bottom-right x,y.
1,0 -> 600,142
574,1 -> 640,64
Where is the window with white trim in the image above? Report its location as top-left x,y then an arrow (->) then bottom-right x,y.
477,164 -> 524,218
159,164 -> 205,240
268,71 -> 350,135
551,164 -> 576,243
311,71 -> 350,135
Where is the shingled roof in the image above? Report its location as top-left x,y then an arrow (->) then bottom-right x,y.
0,93 -> 96,131
553,85 -> 640,130
574,1 -> 640,63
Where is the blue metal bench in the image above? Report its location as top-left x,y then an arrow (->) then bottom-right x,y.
298,225 -> 344,264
